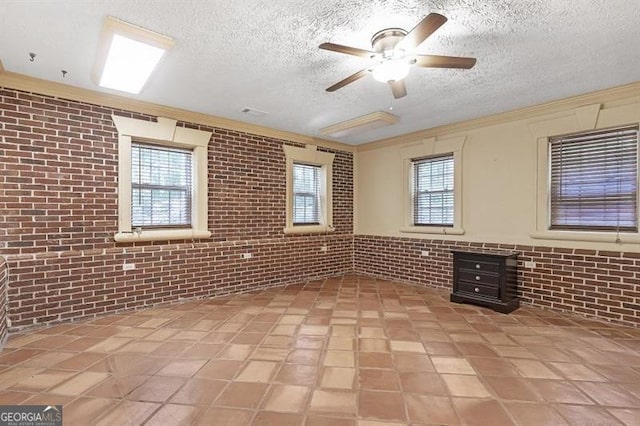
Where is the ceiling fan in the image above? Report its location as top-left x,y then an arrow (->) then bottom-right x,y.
319,13 -> 476,99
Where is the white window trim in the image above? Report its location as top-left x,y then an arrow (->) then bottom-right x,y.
399,136 -> 466,235
112,115 -> 212,242
529,103 -> 640,244
283,144 -> 335,234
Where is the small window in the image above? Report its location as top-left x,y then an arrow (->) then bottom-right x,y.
413,154 -> 454,226
549,125 -> 638,231
131,143 -> 192,228
293,163 -> 320,225
283,144 -> 334,234
112,115 -> 211,242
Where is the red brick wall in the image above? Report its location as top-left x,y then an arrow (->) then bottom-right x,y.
3,85 -> 637,333
354,235 -> 640,327
0,257 -> 7,347
0,87 -> 353,330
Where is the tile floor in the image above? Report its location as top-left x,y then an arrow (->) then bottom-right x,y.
1,274 -> 640,425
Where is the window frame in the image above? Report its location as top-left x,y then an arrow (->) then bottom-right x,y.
530,103 -> 640,244
412,154 -> 455,227
112,115 -> 212,242
400,136 -> 466,235
547,125 -> 638,233
131,142 -> 194,229
292,162 -> 321,226
283,144 -> 335,234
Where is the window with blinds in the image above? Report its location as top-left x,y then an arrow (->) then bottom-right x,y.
413,154 -> 454,226
549,125 -> 639,231
293,163 -> 320,225
131,142 -> 193,228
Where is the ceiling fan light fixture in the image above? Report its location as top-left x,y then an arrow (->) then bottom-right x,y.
320,13 -> 475,96
372,58 -> 410,83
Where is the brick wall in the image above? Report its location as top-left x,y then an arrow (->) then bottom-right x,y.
0,87 -> 353,330
0,257 -> 7,348
354,235 -> 640,327
2,85 -> 638,332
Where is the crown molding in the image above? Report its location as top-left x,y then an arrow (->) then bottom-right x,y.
0,70 -> 355,153
4,67 -> 638,156
357,81 -> 640,152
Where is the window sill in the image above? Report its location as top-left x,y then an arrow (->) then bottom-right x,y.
114,228 -> 212,242
283,225 -> 335,235
530,230 -> 640,244
400,226 -> 465,236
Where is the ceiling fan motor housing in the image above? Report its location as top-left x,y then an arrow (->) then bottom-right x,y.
371,28 -> 407,54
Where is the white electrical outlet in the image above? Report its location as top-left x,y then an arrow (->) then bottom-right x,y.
122,263 -> 136,271
421,251 -> 430,257
320,246 -> 328,252
524,261 -> 536,268
242,253 -> 252,259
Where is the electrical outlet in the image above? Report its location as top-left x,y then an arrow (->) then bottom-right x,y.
320,246 -> 328,252
122,263 -> 136,271
421,251 -> 430,257
242,253 -> 252,259
524,261 -> 536,268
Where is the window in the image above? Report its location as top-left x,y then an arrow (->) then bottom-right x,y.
283,144 -> 335,234
549,125 -> 639,232
413,154 -> 454,226
400,135 -> 465,235
131,143 -> 192,228
112,115 -> 212,242
293,163 -> 320,225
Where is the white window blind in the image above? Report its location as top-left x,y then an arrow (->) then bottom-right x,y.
550,125 -> 638,231
413,154 -> 454,226
131,142 -> 192,228
293,163 -> 320,225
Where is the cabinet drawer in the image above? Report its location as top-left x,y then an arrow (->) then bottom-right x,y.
457,281 -> 499,298
458,270 -> 500,287
458,258 -> 500,274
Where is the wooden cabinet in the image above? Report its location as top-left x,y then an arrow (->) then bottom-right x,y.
450,250 -> 519,314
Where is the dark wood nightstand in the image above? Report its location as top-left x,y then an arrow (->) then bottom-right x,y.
450,249 -> 519,313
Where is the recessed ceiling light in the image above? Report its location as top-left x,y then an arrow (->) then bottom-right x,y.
92,16 -> 174,94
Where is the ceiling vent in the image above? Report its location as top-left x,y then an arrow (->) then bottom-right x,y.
320,111 -> 399,138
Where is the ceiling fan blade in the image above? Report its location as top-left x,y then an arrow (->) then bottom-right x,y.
415,55 -> 477,69
319,42 -> 374,58
397,13 -> 448,50
390,80 -> 407,99
326,69 -> 369,92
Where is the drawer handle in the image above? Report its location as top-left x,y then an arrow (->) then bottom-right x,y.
474,287 -> 480,293
475,275 -> 480,281
475,264 -> 481,269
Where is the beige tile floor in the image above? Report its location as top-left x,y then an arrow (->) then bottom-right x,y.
1,274 -> 640,425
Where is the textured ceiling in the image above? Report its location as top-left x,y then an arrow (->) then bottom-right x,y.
1,0 -> 639,145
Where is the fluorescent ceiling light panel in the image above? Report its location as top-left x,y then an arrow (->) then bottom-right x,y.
100,35 -> 165,93
93,16 -> 174,94
320,111 -> 399,138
